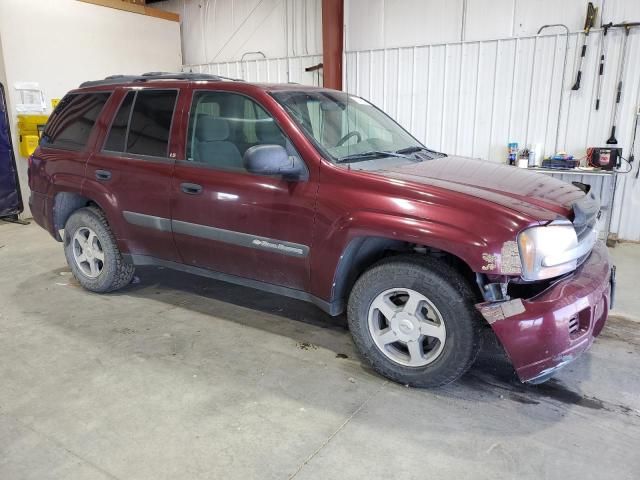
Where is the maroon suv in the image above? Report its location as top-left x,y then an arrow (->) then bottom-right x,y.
28,72 -> 615,387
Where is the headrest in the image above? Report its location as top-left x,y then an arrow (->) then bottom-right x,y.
255,119 -> 283,144
196,116 -> 230,142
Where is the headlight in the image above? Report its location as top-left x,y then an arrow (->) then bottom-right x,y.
517,222 -> 578,281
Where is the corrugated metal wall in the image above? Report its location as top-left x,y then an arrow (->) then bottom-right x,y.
183,53 -> 324,86
345,28 -> 640,241
345,0 -> 640,50
156,0 -> 322,65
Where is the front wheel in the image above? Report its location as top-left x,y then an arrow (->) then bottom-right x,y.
347,255 -> 481,387
63,206 -> 135,293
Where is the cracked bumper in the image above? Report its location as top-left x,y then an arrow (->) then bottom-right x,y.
477,241 -> 613,383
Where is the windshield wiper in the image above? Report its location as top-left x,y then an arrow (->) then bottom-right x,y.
396,146 -> 447,158
336,150 -> 412,163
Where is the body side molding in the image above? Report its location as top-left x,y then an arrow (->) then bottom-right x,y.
123,211 -> 172,232
122,210 -> 309,258
172,219 -> 309,257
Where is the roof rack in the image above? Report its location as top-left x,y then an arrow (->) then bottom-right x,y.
79,72 -> 242,88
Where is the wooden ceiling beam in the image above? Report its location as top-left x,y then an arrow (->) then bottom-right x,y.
77,0 -> 180,22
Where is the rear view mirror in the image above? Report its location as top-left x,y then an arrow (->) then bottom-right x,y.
243,144 -> 304,180
320,101 -> 344,111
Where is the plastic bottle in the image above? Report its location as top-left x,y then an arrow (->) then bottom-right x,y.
508,142 -> 518,165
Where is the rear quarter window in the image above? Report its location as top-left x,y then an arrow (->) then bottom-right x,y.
41,92 -> 111,150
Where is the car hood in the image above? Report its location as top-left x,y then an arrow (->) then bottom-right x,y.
375,155 -> 585,221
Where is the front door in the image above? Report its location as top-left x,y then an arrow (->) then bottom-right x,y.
170,90 -> 317,291
86,87 -> 183,262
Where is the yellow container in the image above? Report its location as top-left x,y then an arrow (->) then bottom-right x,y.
20,135 -> 40,157
17,114 -> 49,157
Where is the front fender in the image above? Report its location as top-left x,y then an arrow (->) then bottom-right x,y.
336,210 -> 487,265
310,209 -> 499,302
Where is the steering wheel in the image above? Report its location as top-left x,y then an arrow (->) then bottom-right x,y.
335,131 -> 362,147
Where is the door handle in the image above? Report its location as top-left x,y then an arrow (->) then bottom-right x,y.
180,183 -> 203,195
95,169 -> 111,181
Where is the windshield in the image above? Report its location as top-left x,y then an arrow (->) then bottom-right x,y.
271,90 -> 438,165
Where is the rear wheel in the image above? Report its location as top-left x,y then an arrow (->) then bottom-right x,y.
63,207 -> 134,293
347,255 -> 481,387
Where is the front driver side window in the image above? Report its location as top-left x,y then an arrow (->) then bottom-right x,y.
185,91 -> 292,172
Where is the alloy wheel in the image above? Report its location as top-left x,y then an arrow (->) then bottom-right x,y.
367,288 -> 446,367
72,227 -> 105,278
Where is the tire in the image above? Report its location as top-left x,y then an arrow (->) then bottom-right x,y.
347,255 -> 482,388
63,206 -> 135,293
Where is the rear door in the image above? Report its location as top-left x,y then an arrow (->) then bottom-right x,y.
85,87 -> 183,262
170,89 -> 317,291
34,91 -> 112,207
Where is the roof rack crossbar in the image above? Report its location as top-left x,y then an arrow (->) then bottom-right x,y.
79,72 -> 241,88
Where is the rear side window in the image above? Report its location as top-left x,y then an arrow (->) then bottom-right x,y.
103,89 -> 177,158
41,92 -> 111,150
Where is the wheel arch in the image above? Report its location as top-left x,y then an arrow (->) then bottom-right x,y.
52,191 -> 92,240
330,235 -> 482,311
321,211 -> 492,312
52,191 -> 120,243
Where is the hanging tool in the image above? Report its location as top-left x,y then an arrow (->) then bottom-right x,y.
606,23 -> 636,144
572,2 -> 598,91
631,63 -> 640,177
594,22 -> 613,110
631,108 -> 639,178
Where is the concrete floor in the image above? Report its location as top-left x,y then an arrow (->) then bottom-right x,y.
1,220 -> 639,480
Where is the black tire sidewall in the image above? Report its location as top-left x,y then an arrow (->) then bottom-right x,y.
63,208 -> 125,293
347,257 -> 481,387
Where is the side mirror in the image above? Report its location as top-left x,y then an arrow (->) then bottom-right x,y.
243,144 -> 303,180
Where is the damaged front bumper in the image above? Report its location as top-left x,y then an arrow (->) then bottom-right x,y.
476,241 -> 613,383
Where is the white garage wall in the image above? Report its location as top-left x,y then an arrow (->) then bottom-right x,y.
184,54 -> 324,85
156,0 -> 324,84
155,0 -> 322,64
345,27 -> 640,241
0,0 -> 182,217
0,36 -> 7,91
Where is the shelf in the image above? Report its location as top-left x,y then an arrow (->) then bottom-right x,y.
527,167 -> 616,177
